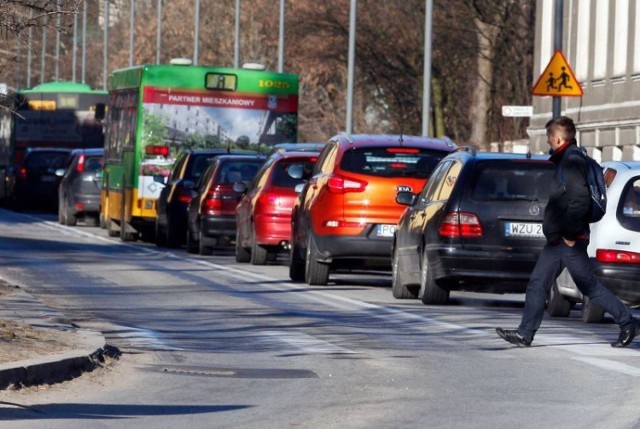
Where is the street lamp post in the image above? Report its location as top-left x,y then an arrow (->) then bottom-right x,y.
345,0 -> 356,134
278,0 -> 285,72
234,0 -> 240,68
157,0 -> 162,64
194,0 -> 201,65
422,0 -> 433,137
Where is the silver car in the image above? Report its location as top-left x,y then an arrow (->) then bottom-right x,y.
547,161 -> 640,322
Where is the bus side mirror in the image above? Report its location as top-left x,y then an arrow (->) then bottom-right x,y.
95,103 -> 106,121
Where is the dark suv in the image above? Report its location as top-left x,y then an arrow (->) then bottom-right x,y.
155,148 -> 255,248
392,148 -> 555,304
11,147 -> 73,211
57,148 -> 104,226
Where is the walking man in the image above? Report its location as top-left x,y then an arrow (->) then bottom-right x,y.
496,116 -> 639,348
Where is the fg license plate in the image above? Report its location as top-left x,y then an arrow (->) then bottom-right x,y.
376,224 -> 396,237
504,222 -> 543,238
41,176 -> 56,182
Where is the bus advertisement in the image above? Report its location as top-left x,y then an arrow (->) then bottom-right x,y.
102,61 -> 299,241
0,81 -> 107,201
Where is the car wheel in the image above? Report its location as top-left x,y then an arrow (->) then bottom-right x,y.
420,250 -> 449,305
63,200 -> 77,227
235,229 -> 251,263
581,296 -> 605,323
392,244 -> 418,299
186,227 -> 199,254
305,233 -> 329,285
166,218 -> 181,248
57,197 -> 65,224
155,218 -> 167,247
199,228 -> 213,256
250,232 -> 268,265
547,281 -> 572,317
289,241 -> 305,282
99,212 -> 107,229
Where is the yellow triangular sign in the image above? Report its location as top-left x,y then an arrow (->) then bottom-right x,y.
532,50 -> 583,97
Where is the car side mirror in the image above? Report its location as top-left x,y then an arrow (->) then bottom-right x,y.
294,183 -> 305,194
233,182 -> 247,193
396,191 -> 416,206
55,168 -> 66,177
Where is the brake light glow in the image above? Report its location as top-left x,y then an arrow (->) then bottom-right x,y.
176,187 -> 192,204
327,174 -> 367,193
596,249 -> 640,264
145,145 -> 170,157
386,148 -> 419,154
258,191 -> 281,207
323,220 -> 365,228
438,212 -> 483,238
76,154 -> 86,173
18,167 -> 27,179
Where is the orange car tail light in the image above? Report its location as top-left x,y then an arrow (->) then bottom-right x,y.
438,212 -> 483,238
76,154 -> 86,173
327,174 -> 367,193
323,220 -> 364,228
596,249 -> 640,264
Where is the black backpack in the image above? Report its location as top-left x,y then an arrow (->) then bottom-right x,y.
560,147 -> 607,223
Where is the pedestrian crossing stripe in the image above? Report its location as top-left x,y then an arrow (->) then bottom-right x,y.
532,50 -> 583,97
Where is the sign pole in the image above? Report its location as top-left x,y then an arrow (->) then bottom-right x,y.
552,0 -> 563,118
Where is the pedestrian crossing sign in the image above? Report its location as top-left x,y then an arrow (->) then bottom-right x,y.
532,50 -> 583,97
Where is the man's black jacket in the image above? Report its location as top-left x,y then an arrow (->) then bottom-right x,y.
543,141 -> 591,244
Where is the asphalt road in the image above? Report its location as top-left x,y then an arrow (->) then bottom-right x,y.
1,208 -> 640,429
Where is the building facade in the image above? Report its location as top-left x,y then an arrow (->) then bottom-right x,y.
530,0 -> 640,161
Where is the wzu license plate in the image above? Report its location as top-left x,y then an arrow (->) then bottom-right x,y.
376,224 -> 396,237
504,222 -> 543,238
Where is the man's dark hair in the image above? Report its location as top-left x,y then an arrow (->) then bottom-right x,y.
545,116 -> 576,143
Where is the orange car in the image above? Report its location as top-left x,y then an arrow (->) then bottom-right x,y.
289,134 -> 457,285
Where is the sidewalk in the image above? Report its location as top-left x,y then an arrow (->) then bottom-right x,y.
0,279 -> 108,390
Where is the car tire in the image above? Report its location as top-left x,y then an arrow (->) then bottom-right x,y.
392,244 -> 418,299
84,215 -> 99,227
250,233 -> 268,265
289,241 -> 305,282
420,251 -> 449,305
166,218 -> 181,249
199,229 -> 213,256
235,229 -> 251,263
58,197 -> 65,224
547,281 -> 572,317
186,227 -> 199,254
581,296 -> 605,323
305,233 -> 329,285
63,201 -> 77,227
155,218 -> 167,247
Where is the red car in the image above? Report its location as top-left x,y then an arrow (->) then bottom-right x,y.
235,151 -> 319,265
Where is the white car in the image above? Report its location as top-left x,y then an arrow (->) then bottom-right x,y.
547,160 -> 640,322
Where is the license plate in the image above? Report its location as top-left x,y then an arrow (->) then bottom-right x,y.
41,176 -> 56,182
504,222 -> 543,238
376,224 -> 396,237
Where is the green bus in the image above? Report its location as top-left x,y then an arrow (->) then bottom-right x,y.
101,61 -> 299,241
0,81 -> 107,201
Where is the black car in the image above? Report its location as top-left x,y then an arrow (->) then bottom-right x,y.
155,148 -> 256,248
392,147 -> 555,304
56,148 -> 104,226
11,147 -> 73,211
186,155 -> 265,255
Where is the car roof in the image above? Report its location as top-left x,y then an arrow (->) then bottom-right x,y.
25,147 -> 73,153
445,148 -> 550,162
330,134 -> 457,151
212,154 -> 266,162
602,160 -> 640,170
267,150 -> 320,162
185,148 -> 258,155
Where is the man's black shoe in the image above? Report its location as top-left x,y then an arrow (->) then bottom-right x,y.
611,322 -> 640,348
496,328 -> 532,347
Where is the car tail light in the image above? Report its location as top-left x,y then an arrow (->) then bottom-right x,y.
258,191 -> 281,207
438,212 -> 483,238
203,186 -> 223,215
77,154 -> 86,173
18,167 -> 27,180
75,202 -> 85,211
327,174 -> 367,193
323,220 -> 364,228
145,145 -> 170,157
176,187 -> 192,204
596,249 -> 640,264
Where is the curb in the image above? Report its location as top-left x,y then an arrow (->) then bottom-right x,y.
0,329 -> 110,390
